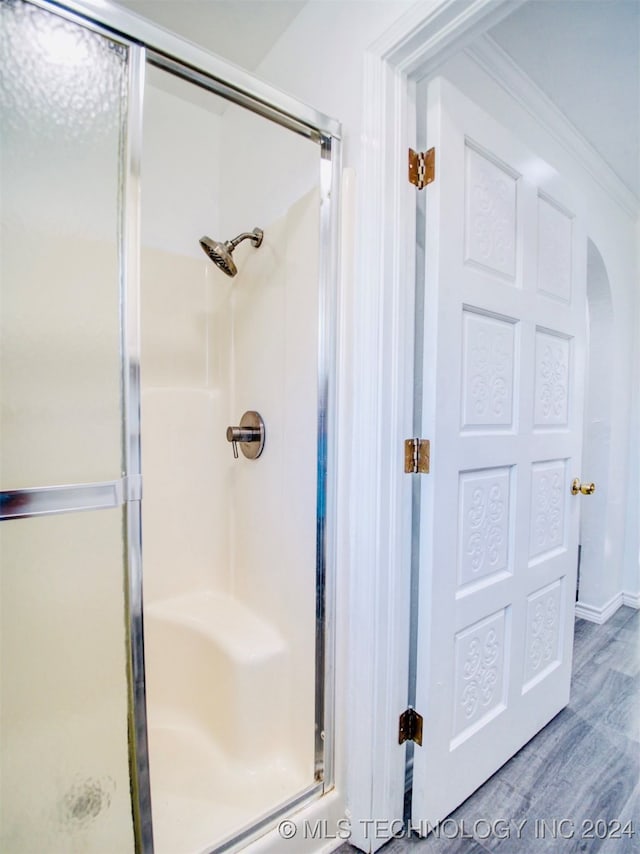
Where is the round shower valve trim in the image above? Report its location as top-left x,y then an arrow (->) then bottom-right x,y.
226,411 -> 265,460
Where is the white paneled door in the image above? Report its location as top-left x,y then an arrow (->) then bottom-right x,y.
412,78 -> 587,826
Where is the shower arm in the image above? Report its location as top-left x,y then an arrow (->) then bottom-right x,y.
228,229 -> 263,250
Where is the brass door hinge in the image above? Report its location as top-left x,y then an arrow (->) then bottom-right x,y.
404,438 -> 430,474
399,707 -> 423,746
408,147 -> 435,189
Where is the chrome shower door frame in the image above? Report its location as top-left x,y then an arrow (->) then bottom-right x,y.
26,2 -> 342,852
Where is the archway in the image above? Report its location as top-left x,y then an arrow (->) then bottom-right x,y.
576,238 -> 615,619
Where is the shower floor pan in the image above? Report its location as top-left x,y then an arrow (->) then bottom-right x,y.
144,591 -> 309,854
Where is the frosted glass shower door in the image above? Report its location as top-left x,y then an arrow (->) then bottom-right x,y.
0,2 -> 135,851
0,512 -> 134,853
0,0 -> 124,487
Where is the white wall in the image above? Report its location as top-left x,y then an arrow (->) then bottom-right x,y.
488,0 -> 640,196
580,241 -> 615,610
140,68 -> 223,258
252,0 -> 415,170
623,220 -> 640,605
217,99 -> 319,239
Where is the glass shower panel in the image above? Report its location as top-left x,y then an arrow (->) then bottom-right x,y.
140,64 -> 322,853
0,0 -> 126,489
0,510 -> 134,853
0,2 -> 134,852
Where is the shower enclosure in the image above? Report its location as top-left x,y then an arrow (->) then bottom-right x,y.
0,2 -> 341,852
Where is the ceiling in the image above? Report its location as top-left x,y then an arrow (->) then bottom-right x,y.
489,0 -> 640,200
115,0 -> 640,201
116,0 -> 307,71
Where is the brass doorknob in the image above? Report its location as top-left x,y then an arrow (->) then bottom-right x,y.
571,478 -> 596,496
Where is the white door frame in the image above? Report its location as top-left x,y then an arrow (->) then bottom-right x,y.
348,0 -> 638,848
346,2 -> 528,850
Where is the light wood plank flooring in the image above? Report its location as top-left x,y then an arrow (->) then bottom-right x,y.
337,606 -> 639,854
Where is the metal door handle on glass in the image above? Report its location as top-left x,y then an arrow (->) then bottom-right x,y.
226,411 -> 265,459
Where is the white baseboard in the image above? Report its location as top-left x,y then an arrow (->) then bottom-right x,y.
622,591 -> 640,610
575,593 -> 624,624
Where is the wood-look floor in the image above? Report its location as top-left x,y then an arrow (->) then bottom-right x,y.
337,606 -> 640,854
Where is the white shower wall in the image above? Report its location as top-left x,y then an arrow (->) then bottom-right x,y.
140,67 -> 321,848
141,74 -> 229,602
227,186 -> 320,771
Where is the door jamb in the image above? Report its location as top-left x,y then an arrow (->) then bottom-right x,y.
347,2 -> 527,850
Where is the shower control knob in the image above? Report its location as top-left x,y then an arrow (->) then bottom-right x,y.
226,411 -> 265,460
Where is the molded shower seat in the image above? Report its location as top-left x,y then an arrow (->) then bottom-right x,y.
145,590 -> 290,763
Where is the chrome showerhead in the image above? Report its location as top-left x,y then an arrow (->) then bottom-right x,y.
199,236 -> 237,276
199,227 -> 263,277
